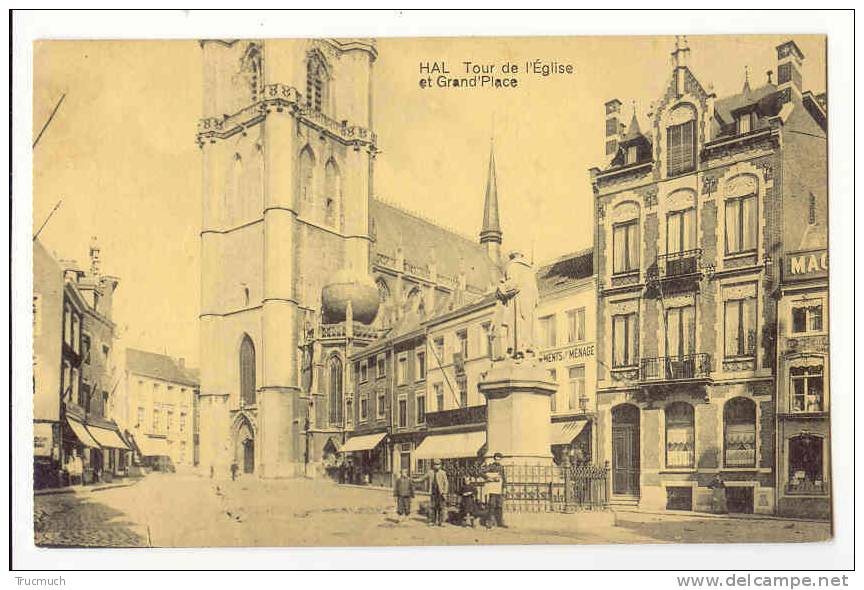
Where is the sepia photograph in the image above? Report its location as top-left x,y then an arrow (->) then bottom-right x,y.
10,8 -> 856,575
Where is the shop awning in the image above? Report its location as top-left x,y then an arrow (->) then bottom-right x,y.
87,425 -> 131,450
66,417 -> 101,448
340,432 -> 387,453
137,436 -> 169,457
550,420 -> 588,445
414,431 -> 486,460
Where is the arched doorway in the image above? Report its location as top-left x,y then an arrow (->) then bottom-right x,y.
235,417 -> 255,475
611,404 -> 641,496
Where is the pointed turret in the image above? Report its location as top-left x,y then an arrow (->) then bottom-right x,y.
479,141 -> 502,264
623,103 -> 643,141
742,65 -> 752,100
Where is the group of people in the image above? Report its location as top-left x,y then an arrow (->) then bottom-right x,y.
392,453 -> 507,529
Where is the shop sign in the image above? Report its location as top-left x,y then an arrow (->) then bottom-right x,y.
539,343 -> 595,364
784,249 -> 828,282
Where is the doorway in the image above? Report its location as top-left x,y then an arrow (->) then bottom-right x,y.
726,486 -> 754,514
611,404 -> 641,496
243,438 -> 255,474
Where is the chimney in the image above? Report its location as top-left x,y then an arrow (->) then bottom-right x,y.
776,40 -> 804,104
89,236 -> 101,278
604,99 -> 623,157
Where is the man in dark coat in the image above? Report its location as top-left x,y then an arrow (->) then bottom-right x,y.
393,469 -> 414,521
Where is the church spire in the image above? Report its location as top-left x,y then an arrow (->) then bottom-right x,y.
480,139 -> 502,264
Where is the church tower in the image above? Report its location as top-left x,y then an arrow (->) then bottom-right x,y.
197,39 -> 377,478
479,142 -> 503,265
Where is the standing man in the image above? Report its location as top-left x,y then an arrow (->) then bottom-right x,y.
393,469 -> 414,522
482,452 -> 507,528
230,460 -> 239,481
426,459 -> 449,527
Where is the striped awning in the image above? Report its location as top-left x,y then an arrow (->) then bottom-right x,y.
340,432 -> 387,453
87,426 -> 131,450
66,418 -> 101,448
414,431 -> 486,460
550,420 -> 588,445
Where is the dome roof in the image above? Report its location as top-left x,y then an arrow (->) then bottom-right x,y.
321,269 -> 380,325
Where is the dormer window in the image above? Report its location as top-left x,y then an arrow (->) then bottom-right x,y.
626,145 -> 638,165
737,112 -> 755,134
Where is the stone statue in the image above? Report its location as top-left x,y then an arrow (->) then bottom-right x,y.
493,251 -> 539,359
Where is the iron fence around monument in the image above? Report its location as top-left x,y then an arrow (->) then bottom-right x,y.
442,461 -> 609,513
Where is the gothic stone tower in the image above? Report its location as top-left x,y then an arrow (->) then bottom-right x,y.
197,39 -> 377,478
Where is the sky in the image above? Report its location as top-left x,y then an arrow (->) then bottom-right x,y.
32,35 -> 826,367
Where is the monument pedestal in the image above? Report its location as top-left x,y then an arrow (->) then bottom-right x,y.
479,358 -> 557,465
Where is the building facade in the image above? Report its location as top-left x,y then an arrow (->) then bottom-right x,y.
121,349 -> 200,469
197,38 -> 498,478
591,37 -> 827,515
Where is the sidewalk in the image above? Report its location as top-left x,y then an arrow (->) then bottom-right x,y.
34,476 -> 143,496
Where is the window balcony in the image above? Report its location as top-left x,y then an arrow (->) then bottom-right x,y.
640,353 -> 712,383
647,249 -> 703,281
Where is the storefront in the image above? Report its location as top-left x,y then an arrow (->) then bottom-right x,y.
340,431 -> 389,486
549,418 -> 592,465
86,425 -> 132,480
63,416 -> 101,485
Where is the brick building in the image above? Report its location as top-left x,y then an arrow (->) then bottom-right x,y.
590,37 -> 826,514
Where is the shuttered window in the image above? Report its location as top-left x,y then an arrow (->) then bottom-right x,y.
667,120 -> 696,176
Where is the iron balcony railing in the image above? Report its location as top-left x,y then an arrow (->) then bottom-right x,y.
649,248 -> 703,280
640,353 -> 712,382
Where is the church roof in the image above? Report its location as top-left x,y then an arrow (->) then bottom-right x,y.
370,198 -> 500,291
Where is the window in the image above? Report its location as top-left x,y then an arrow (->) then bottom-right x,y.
376,354 -> 386,379
791,365 -> 824,413
63,304 -> 72,345
415,351 -> 426,381
71,368 -> 80,407
329,356 -> 344,425
724,297 -> 757,357
180,412 -> 187,432
81,334 -> 91,364
667,208 -> 696,254
377,391 -> 386,419
456,330 -> 468,359
359,395 -> 368,422
398,397 -> 408,428
613,220 -> 640,274
136,407 -> 144,428
665,402 -> 695,468
539,315 -> 557,349
152,408 -> 161,432
102,344 -> 110,359
667,119 -> 696,176
666,305 -> 695,358
416,394 -> 426,424
435,383 -> 445,412
81,383 -> 91,413
788,435 -> 826,494
724,195 -> 757,255
567,365 -> 585,412
612,313 -> 639,368
345,398 -> 354,425
724,398 -> 757,467
306,53 -> 328,112
792,302 -> 823,334
397,355 -> 409,386
457,376 -> 468,408
359,360 -> 368,383
433,337 -> 445,363
239,335 -> 256,406
167,410 -> 174,432
61,361 -> 71,400
737,112 -> 754,134
71,314 -> 80,353
548,369 -> 558,412
626,145 -> 638,165
566,308 -> 586,343
480,322 -> 493,358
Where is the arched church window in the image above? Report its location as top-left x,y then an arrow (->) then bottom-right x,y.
298,146 -> 315,210
306,52 -> 329,113
324,159 -> 341,228
239,335 -> 256,407
328,356 -> 343,426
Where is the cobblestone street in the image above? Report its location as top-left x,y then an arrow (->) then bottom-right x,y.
33,472 -> 831,548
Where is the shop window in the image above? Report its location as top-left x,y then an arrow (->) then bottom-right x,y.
724,297 -> 757,358
791,301 -> 823,334
724,397 -> 757,467
724,194 -> 758,255
613,219 -> 640,274
665,402 -> 695,468
667,119 -> 696,176
666,486 -> 693,511
787,434 -> 826,494
790,365 -> 824,413
612,313 -> 639,368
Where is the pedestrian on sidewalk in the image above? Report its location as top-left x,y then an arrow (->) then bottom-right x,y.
230,461 -> 239,481
425,459 -> 449,527
393,469 -> 414,521
482,452 -> 506,529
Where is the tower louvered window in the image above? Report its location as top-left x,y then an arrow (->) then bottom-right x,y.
306,55 -> 327,113
667,120 -> 696,176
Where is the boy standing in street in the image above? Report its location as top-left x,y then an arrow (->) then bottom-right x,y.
393,469 -> 414,521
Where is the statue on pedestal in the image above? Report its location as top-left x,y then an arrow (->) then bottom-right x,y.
492,251 -> 539,360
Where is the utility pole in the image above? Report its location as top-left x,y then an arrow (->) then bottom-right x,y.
32,92 -> 66,149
